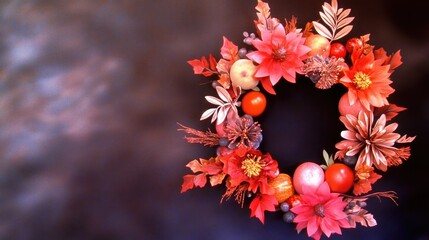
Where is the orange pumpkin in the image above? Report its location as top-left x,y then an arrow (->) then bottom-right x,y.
268,173 -> 294,203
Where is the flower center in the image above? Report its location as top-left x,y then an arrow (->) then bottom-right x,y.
272,46 -> 287,61
314,204 -> 325,217
353,71 -> 372,90
241,154 -> 265,178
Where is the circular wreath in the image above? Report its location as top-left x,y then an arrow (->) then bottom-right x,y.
178,0 -> 415,239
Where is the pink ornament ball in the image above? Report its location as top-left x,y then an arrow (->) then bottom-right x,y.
293,162 -> 325,194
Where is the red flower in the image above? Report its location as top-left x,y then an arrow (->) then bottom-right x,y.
291,182 -> 351,240
247,24 -> 310,89
220,145 -> 279,195
340,52 -> 394,110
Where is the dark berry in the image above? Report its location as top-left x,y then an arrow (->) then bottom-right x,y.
357,201 -> 367,208
280,202 -> 290,212
283,211 -> 295,223
344,155 -> 358,167
238,48 -> 248,59
218,137 -> 229,147
307,71 -> 321,83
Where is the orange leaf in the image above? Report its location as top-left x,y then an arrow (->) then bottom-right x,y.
186,159 -> 203,173
255,0 -> 271,20
220,36 -> 238,61
209,173 -> 226,186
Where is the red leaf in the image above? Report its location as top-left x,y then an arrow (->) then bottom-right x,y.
220,36 -> 238,61
249,194 -> 278,223
374,104 -> 407,121
181,175 -> 196,193
389,50 -> 402,71
209,54 -> 217,70
194,173 -> 207,188
187,56 -> 216,77
187,59 -> 206,75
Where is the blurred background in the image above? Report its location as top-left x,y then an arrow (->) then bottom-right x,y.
0,0 -> 427,239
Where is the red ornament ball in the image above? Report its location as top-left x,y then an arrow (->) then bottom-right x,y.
338,92 -> 366,116
241,91 -> 267,117
329,42 -> 347,58
325,163 -> 354,193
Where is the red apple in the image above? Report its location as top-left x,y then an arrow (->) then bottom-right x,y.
304,34 -> 331,57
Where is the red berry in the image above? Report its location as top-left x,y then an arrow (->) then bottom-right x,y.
329,42 -> 347,58
345,38 -> 363,53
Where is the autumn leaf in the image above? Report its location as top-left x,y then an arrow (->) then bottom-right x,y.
181,157 -> 225,193
220,36 -> 239,61
249,194 -> 278,223
255,0 -> 271,22
181,175 -> 197,193
374,48 -> 403,73
353,166 -> 382,195
373,104 -> 407,121
313,0 -> 354,41
187,54 -> 218,77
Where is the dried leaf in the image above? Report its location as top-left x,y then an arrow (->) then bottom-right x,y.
200,108 -> 217,121
320,11 -> 335,28
205,96 -> 223,106
216,86 -> 232,103
338,9 -> 351,21
333,25 -> 353,41
337,16 -> 354,29
312,21 -> 333,39
364,214 -> 377,227
397,134 -> 416,143
314,0 -> 354,41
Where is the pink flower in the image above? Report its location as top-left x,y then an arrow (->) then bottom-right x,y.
247,24 -> 310,88
291,182 -> 351,240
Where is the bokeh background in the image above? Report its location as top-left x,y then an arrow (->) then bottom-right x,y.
0,0 -> 428,239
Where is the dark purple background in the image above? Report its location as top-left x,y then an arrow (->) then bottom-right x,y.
0,0 -> 428,239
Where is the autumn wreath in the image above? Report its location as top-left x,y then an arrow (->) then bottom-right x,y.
178,0 -> 415,239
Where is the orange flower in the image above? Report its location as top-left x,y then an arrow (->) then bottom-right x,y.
335,111 -> 401,172
340,52 -> 394,110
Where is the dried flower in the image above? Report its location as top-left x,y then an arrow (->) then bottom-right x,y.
303,55 -> 345,89
224,114 -> 263,149
335,111 -> 411,172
